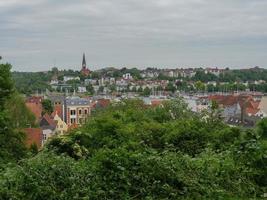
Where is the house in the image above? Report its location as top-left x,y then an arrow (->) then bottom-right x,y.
63,96 -> 91,126
51,104 -> 63,119
208,94 -> 261,121
85,79 -> 98,86
94,99 -> 111,109
258,96 -> 267,117
78,86 -> 87,93
54,113 -> 68,135
25,97 -> 43,120
50,79 -> 58,85
63,76 -> 80,82
39,114 -> 57,145
123,73 -> 133,80
205,67 -> 224,77
24,128 -> 42,149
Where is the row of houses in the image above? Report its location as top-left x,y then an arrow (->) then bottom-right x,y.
191,93 -> 267,126
24,95 -> 111,149
140,67 -> 225,78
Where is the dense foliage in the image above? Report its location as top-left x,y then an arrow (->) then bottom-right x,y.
0,98 -> 266,199
12,71 -> 53,95
0,64 -> 30,164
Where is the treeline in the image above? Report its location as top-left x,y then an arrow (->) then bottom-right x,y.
0,96 -> 266,199
0,64 -> 36,165
12,67 -> 267,95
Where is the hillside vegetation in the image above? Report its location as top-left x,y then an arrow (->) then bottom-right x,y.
0,98 -> 266,199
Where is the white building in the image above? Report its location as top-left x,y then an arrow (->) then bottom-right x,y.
63,76 -> 80,82
78,86 -> 87,93
123,73 -> 133,80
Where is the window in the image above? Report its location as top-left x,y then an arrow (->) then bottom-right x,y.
84,109 -> 88,114
79,109 -> 82,115
43,134 -> 47,141
79,118 -> 83,124
71,118 -> 76,124
70,110 -> 76,115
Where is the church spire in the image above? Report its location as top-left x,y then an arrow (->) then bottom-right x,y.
82,53 -> 86,69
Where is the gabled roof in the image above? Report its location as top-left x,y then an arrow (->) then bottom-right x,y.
51,105 -> 63,119
40,114 -> 56,130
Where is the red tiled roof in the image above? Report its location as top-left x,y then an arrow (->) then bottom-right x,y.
246,107 -> 260,115
26,102 -> 43,120
151,99 -> 164,107
68,123 -> 79,131
81,68 -> 90,76
26,96 -> 43,104
51,105 -> 63,119
97,99 -> 110,108
209,94 -> 261,116
42,113 -> 57,127
24,128 -> 42,149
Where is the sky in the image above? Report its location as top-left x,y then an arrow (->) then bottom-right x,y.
0,0 -> 267,71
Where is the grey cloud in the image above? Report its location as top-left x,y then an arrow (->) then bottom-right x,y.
0,0 -> 267,71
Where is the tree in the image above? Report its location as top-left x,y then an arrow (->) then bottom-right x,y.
51,67 -> 59,75
42,99 -> 53,115
86,84 -> 95,95
0,99 -> 266,199
0,64 -> 14,108
166,82 -> 176,93
142,87 -> 151,96
5,92 -> 36,128
0,63 -> 27,163
98,86 -> 104,93
195,81 -> 205,92
257,118 -> 267,139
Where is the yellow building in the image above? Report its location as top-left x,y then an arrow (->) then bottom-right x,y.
54,113 -> 68,135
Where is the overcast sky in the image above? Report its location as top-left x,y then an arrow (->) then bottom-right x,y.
0,0 -> 267,71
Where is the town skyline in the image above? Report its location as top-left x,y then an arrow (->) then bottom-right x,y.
1,53 -> 265,73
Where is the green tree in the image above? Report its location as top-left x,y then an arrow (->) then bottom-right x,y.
42,99 -> 53,115
0,63 -> 27,164
5,92 -> 36,128
142,87 -> 151,96
195,81 -> 205,92
86,84 -> 95,95
257,118 -> 267,139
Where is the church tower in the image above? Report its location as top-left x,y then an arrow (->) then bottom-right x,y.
81,53 -> 90,76
82,53 -> 86,69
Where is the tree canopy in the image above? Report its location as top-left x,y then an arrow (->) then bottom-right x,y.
0,98 -> 266,199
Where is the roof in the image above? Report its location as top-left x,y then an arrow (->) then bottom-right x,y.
26,102 -> 43,120
24,128 -> 42,149
40,114 -> 56,130
96,99 -> 110,108
26,96 -> 43,104
151,99 -> 165,107
66,96 -> 90,106
51,105 -> 63,119
209,94 -> 261,116
68,123 -> 79,131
